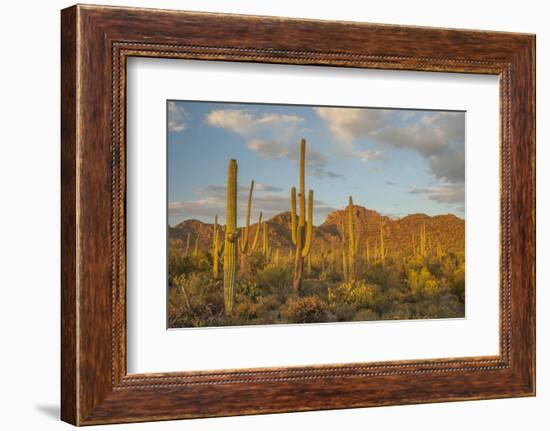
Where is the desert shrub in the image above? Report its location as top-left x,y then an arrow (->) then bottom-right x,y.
363,264 -> 401,290
353,308 -> 379,322
244,252 -> 269,277
407,294 -> 463,319
380,303 -> 414,320
321,267 -> 344,282
301,279 -> 332,300
236,280 -> 264,302
329,301 -> 356,322
450,263 -> 465,301
169,252 -> 211,279
254,294 -> 281,323
168,273 -> 224,327
407,266 -> 440,297
256,263 -> 293,300
328,280 -> 378,309
233,297 -> 260,322
282,296 -> 328,323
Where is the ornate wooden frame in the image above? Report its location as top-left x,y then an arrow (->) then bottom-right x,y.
61,4 -> 535,425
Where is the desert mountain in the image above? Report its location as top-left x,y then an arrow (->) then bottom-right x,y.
169,206 -> 464,257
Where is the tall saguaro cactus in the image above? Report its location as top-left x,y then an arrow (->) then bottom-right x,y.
212,215 -> 221,279
379,220 -> 386,264
184,232 -> 191,256
419,222 -> 427,258
223,159 -> 238,314
436,242 -> 443,263
290,139 -> 314,293
239,180 -> 262,269
193,236 -> 199,256
320,242 -> 326,273
346,196 -> 356,282
342,249 -> 348,282
365,237 -> 371,265
262,222 -> 270,259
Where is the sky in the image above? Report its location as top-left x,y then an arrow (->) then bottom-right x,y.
167,100 -> 465,227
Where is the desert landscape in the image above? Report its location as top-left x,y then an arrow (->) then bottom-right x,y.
168,140 -> 465,328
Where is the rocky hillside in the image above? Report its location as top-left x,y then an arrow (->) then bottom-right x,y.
169,206 -> 464,257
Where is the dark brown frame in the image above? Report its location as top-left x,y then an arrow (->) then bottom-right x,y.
61,4 -> 536,426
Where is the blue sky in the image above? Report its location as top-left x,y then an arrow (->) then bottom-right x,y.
167,100 -> 465,227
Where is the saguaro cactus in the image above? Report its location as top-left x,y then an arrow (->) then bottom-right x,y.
290,139 -> 314,293
223,159 -> 238,314
346,196 -> 356,282
239,180 -> 262,270
273,248 -> 280,265
379,220 -> 386,264
320,242 -> 326,273
342,249 -> 348,281
419,222 -> 427,258
262,222 -> 270,258
184,232 -> 191,256
436,242 -> 443,263
212,215 -> 221,279
193,236 -> 199,256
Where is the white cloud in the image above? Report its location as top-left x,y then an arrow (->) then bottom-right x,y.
373,112 -> 464,159
247,139 -> 289,159
255,183 -> 284,192
167,101 -> 188,132
245,138 -> 344,180
409,184 -> 465,205
312,167 -> 345,180
358,150 -> 384,161
315,108 -> 465,185
315,107 -> 392,145
205,109 -> 303,136
205,108 -> 345,180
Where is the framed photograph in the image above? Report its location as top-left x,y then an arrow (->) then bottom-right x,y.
61,4 -> 535,425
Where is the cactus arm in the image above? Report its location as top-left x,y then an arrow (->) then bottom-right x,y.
348,196 -> 355,258
239,180 -> 254,252
379,221 -> 385,263
302,190 -> 313,257
347,196 -> 356,281
290,187 -> 297,245
213,214 -> 219,250
299,139 -> 306,225
262,223 -> 269,257
212,215 -> 219,278
366,238 -> 370,263
250,211 -> 263,251
342,249 -> 348,282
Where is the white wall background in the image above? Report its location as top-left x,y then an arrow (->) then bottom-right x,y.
0,0 -> 546,429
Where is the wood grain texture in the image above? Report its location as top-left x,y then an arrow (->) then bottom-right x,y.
60,5 -> 78,425
60,4 -> 535,425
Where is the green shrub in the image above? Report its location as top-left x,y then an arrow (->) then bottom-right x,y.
256,263 -> 293,300
168,273 -> 224,327
353,308 -> 379,322
330,301 -> 356,322
282,296 -> 328,323
328,280 -> 378,308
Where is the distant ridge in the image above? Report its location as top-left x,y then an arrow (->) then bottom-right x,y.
169,206 -> 464,256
